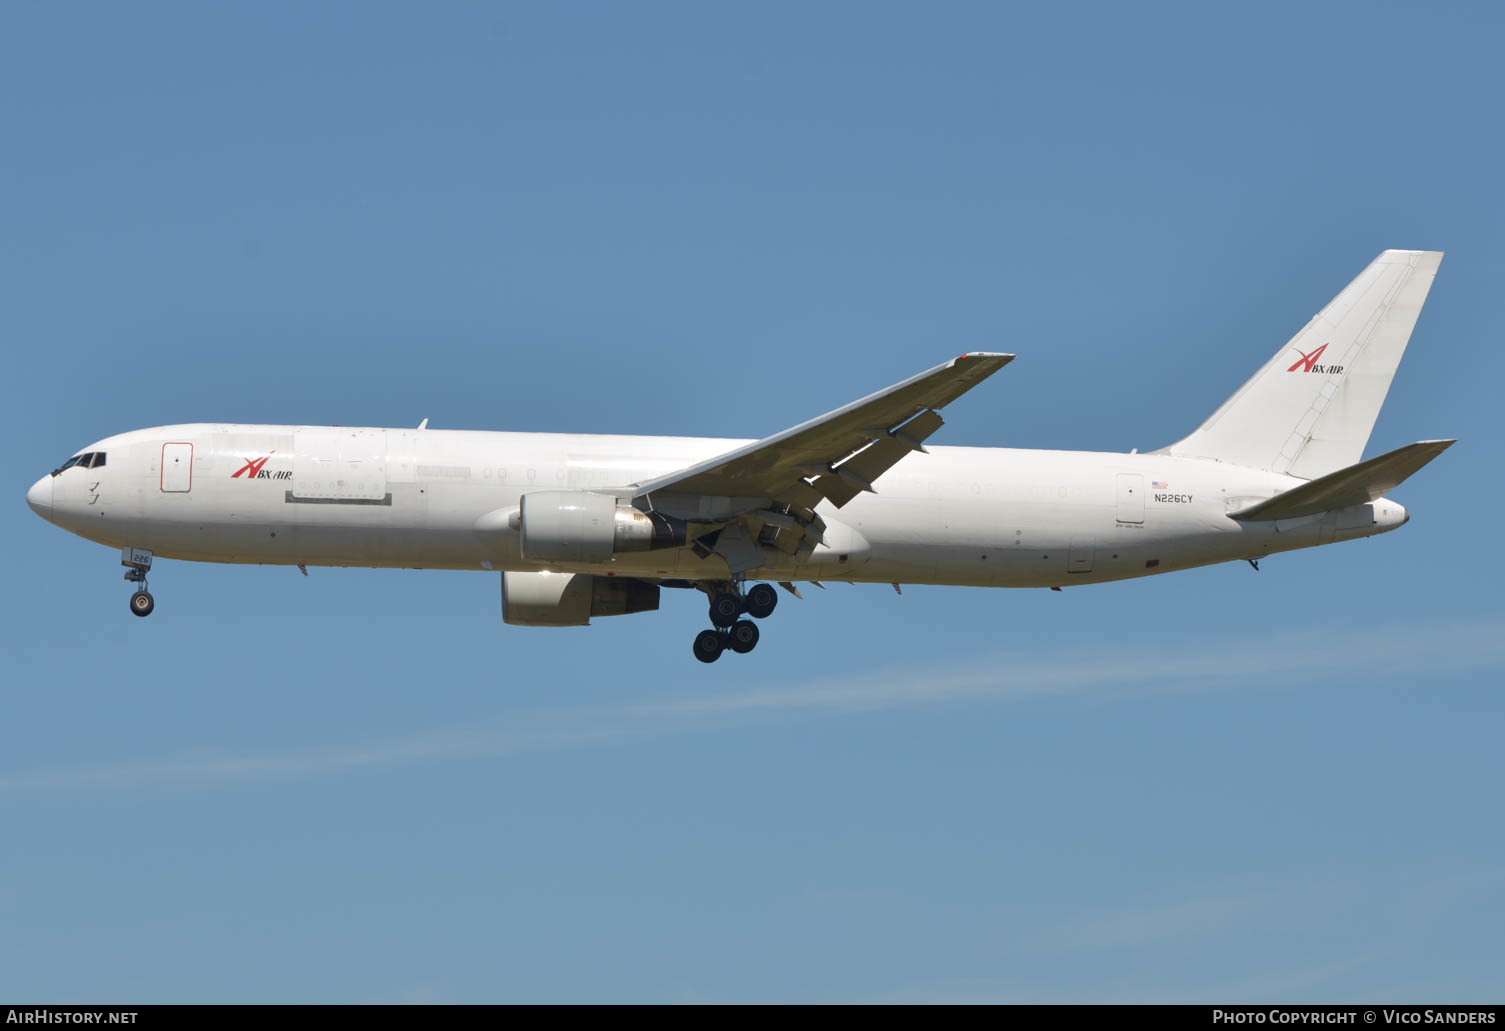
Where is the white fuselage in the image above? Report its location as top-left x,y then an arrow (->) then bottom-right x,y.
30,423 -> 1408,588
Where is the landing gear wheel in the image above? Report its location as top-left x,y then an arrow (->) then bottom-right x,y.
693,628 -> 726,664
709,592 -> 743,628
745,583 -> 778,619
129,590 -> 155,618
728,619 -> 759,654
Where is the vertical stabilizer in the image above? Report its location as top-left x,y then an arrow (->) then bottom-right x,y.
1158,250 -> 1442,478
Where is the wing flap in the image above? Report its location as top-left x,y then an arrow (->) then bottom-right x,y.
1229,439 -> 1455,521
811,409 -> 947,507
634,352 -> 1012,503
634,352 -> 1011,572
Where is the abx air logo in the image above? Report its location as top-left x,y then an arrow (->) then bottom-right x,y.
232,452 -> 291,480
1287,343 -> 1344,375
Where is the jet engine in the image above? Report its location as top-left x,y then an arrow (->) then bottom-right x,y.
518,491 -> 686,563
501,571 -> 660,627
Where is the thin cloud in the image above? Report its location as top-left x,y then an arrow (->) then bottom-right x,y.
2,618 -> 1500,796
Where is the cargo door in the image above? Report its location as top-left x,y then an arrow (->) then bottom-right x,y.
161,443 -> 193,492
292,428 -> 389,502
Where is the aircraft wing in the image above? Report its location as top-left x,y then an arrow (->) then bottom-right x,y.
633,353 -> 1012,550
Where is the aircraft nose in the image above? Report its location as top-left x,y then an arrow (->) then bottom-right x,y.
26,474 -> 52,519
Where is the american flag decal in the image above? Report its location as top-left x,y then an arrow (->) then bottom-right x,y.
1152,480 -> 1167,489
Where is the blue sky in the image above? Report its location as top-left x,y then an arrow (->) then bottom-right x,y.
3,1 -> 1502,1003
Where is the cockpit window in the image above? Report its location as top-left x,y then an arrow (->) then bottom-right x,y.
52,452 -> 105,475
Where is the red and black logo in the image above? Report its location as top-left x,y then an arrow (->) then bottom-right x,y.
1287,344 -> 1344,375
232,453 -> 291,480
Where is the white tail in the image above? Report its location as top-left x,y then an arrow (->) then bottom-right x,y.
1158,250 -> 1443,478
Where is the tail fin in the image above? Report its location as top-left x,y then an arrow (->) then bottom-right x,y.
1158,250 -> 1443,478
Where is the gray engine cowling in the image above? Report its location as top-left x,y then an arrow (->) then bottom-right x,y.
518,490 -> 686,564
501,571 -> 660,627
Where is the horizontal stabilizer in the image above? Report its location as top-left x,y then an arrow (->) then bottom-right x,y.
1229,439 -> 1455,521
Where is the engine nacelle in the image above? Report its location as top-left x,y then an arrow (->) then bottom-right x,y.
501,571 -> 660,627
518,490 -> 686,564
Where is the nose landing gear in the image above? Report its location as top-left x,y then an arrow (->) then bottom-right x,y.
122,545 -> 155,618
691,582 -> 778,663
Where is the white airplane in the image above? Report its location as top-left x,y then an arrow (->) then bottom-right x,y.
28,250 -> 1453,663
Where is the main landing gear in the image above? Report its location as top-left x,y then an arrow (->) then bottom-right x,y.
692,582 -> 779,663
122,546 -> 155,618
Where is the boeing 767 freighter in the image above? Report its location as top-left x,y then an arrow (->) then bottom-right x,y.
27,250 -> 1453,662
